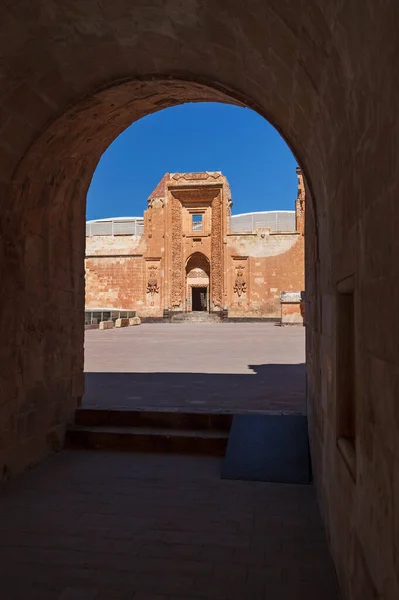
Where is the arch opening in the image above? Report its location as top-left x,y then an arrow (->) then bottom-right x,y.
185,252 -> 211,312
3,74 -> 314,469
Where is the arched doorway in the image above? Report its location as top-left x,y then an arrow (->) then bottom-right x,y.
185,252 -> 210,312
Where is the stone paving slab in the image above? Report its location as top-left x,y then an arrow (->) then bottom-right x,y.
0,451 -> 340,600
84,324 -> 306,414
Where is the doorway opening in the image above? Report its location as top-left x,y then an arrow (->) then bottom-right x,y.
185,252 -> 211,313
192,286 -> 208,312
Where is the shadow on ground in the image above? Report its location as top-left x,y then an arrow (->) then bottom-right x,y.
84,363 -> 306,414
0,451 -> 339,599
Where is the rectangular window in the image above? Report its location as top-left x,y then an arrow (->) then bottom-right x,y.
336,275 -> 356,479
192,214 -> 203,232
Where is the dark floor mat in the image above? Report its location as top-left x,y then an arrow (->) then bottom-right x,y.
221,414 -> 311,484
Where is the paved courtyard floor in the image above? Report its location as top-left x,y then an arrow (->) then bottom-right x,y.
84,324 -> 306,413
0,450 -> 340,600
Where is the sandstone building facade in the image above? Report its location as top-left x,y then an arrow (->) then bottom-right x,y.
85,169 -> 305,320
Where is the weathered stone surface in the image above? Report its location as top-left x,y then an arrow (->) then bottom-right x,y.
281,303 -> 304,326
280,291 -> 304,303
129,317 -> 141,326
85,171 -> 305,319
115,318 -> 129,328
99,320 -> 113,330
0,3 -> 398,600
280,291 -> 305,325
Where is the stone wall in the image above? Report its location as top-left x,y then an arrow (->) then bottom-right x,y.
84,172 -> 304,319
1,3 -> 399,600
226,231 -> 304,317
85,226 -> 304,318
85,255 -> 144,310
85,234 -> 145,310
85,234 -> 143,257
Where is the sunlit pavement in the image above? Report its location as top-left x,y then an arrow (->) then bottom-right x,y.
84,323 -> 306,414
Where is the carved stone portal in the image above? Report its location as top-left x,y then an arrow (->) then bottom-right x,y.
234,266 -> 247,298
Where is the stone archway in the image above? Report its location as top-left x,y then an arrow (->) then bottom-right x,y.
1,3 -> 399,598
185,252 -> 210,312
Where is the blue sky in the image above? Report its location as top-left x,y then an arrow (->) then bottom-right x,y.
86,102 -> 297,221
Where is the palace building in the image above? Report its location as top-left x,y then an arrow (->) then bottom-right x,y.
85,168 -> 305,320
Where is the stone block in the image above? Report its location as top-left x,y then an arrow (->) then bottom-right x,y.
99,320 -> 113,330
281,304 -> 304,325
115,318 -> 129,328
129,316 -> 141,326
280,290 -> 304,303
280,291 -> 304,325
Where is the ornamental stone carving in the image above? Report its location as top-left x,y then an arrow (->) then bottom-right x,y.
147,196 -> 164,208
146,265 -> 159,296
227,198 -> 233,232
211,194 -> 223,307
171,197 -> 183,307
171,172 -> 222,181
234,265 -> 247,297
187,267 -> 208,279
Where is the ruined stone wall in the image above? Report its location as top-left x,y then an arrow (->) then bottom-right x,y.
227,231 -> 304,317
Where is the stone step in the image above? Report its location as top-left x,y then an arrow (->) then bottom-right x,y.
170,311 -> 222,323
75,408 -> 233,431
172,320 -> 222,323
65,425 -> 229,456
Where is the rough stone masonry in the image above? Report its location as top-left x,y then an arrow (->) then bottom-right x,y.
0,3 -> 398,600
